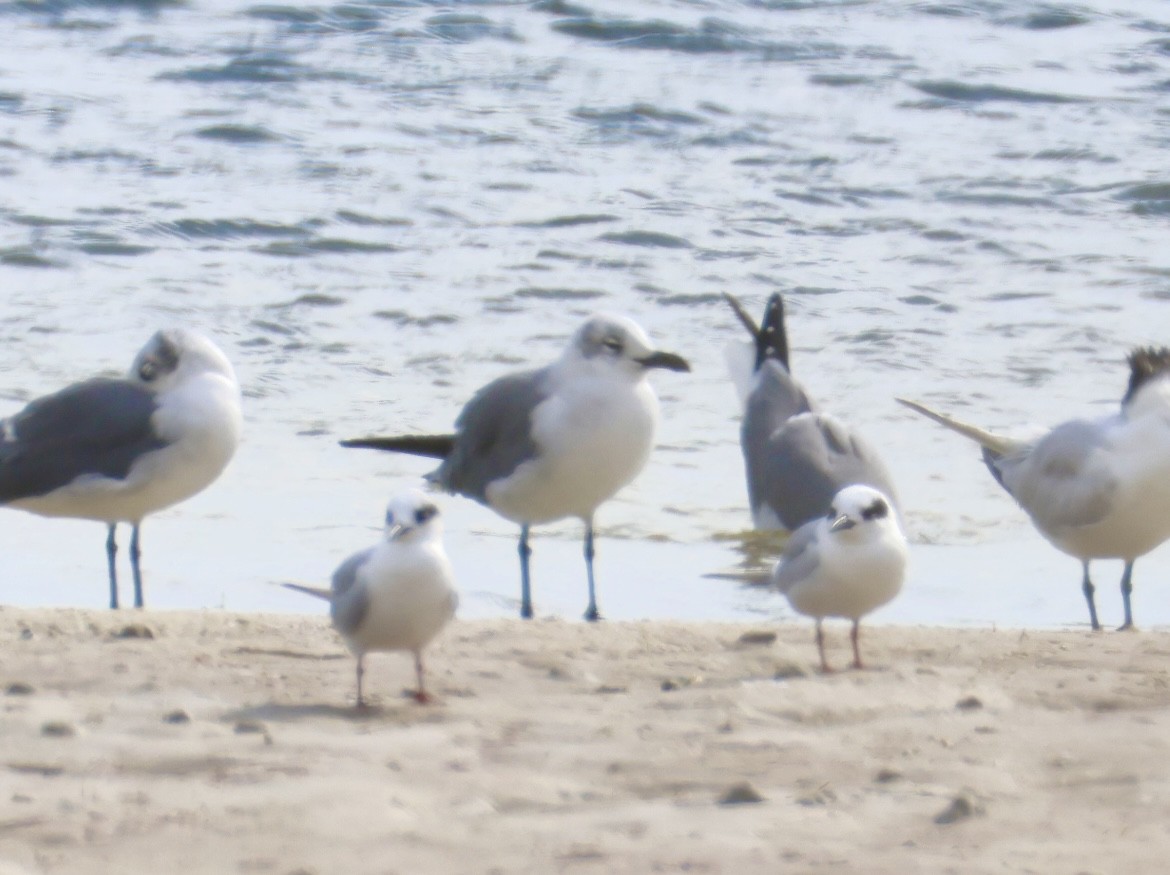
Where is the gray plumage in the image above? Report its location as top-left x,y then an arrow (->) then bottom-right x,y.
329,546 -> 375,637
0,379 -> 165,503
770,517 -> 820,594
983,419 -> 1117,532
430,368 -> 549,503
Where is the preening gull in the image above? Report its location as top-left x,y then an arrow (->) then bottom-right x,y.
723,292 -> 898,531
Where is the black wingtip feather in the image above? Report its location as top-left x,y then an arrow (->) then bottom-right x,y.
339,435 -> 456,460
756,293 -> 789,372
723,292 -> 790,372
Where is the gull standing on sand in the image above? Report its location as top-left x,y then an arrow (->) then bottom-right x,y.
723,293 -> 899,531
285,490 -> 458,707
0,329 -> 242,609
773,484 -> 908,672
898,347 -> 1170,631
341,313 -> 690,621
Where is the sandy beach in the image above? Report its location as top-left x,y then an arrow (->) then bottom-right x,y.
2,607 -> 1169,874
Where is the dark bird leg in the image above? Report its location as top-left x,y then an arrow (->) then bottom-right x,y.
355,654 -> 367,709
850,620 -> 864,670
583,518 -> 601,622
815,619 -> 832,673
1118,560 -> 1136,631
413,651 -> 432,704
1081,561 -> 1101,631
519,524 -> 534,620
129,524 -> 145,609
105,524 -> 119,610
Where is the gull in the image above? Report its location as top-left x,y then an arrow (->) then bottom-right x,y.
285,490 -> 458,707
723,292 -> 899,531
341,313 -> 690,621
0,329 -> 242,609
772,484 -> 908,672
897,347 -> 1170,631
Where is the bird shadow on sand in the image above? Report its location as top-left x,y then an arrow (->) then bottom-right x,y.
225,697 -> 442,725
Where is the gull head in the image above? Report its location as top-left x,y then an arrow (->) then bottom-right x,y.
130,329 -> 238,393
826,485 -> 899,541
383,489 -> 444,543
564,313 -> 690,379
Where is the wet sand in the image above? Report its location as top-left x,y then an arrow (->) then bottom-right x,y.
2,607 -> 1169,874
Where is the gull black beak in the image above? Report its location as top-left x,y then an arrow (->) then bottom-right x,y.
635,350 -> 691,372
830,514 -> 856,533
387,523 -> 410,541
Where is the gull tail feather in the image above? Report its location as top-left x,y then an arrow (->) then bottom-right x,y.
895,398 -> 1021,456
281,582 -> 333,601
339,435 -> 455,459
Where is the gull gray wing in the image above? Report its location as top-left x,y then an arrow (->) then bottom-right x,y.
742,360 -> 815,447
750,410 -> 898,531
330,547 -> 375,637
0,378 -> 164,503
990,419 -> 1117,531
771,519 -> 822,595
434,367 -> 550,503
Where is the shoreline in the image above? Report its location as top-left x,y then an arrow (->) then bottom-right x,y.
3,608 -> 1169,873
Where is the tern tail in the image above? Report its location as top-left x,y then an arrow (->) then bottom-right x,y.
281,582 -> 332,601
895,398 -> 1021,457
339,435 -> 455,459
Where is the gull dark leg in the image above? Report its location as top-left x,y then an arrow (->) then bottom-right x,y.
1118,560 -> 1136,631
355,655 -> 366,709
130,524 -> 145,609
850,619 -> 864,670
1081,561 -> 1101,631
815,619 -> 832,673
413,651 -> 431,704
519,524 -> 534,620
583,518 -> 601,622
105,524 -> 119,610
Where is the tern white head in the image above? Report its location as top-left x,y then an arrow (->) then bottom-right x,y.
772,484 -> 908,672
341,313 -> 689,621
898,346 -> 1170,630
0,328 -> 242,609
723,292 -> 899,532
285,489 -> 458,707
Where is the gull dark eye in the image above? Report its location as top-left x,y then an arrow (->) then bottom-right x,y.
138,359 -> 158,382
415,505 -> 438,525
602,337 -> 623,354
862,499 -> 889,521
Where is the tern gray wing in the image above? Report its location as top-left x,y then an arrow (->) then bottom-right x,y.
330,547 -> 375,637
771,519 -> 822,595
749,407 -> 898,531
989,419 -> 1117,531
0,378 -> 164,503
434,367 -> 551,503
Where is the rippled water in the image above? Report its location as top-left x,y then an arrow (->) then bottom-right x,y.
2,0 -> 1170,627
